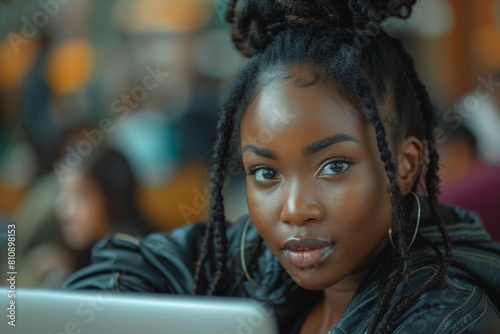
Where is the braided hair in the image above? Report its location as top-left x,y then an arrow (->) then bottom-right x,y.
194,1 -> 451,333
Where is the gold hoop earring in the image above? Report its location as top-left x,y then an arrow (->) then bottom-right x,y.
240,218 -> 265,289
388,191 -> 421,251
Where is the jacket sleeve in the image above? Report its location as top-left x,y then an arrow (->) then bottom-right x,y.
465,299 -> 500,334
63,222 -> 211,294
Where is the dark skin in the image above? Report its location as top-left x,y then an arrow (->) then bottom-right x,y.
240,67 -> 423,333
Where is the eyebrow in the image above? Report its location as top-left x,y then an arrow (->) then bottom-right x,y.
303,134 -> 360,156
242,134 -> 360,159
242,145 -> 277,159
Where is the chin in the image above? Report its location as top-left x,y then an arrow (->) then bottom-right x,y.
286,267 -> 341,291
66,237 -> 89,251
292,277 -> 335,291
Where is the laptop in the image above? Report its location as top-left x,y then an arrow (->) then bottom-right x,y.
0,287 -> 279,334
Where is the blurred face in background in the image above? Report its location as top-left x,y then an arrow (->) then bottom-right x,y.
55,172 -> 113,250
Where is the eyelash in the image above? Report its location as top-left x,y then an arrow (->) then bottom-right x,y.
320,157 -> 353,168
247,165 -> 274,176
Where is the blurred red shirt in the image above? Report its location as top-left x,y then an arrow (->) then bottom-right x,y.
440,162 -> 500,241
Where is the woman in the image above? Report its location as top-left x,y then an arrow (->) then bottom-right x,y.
55,147 -> 153,269
64,1 -> 500,333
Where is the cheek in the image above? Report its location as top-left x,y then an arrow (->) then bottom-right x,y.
338,178 -> 390,222
326,165 -> 392,248
78,198 -> 95,223
245,185 -> 284,246
246,187 -> 272,226
77,198 -> 105,233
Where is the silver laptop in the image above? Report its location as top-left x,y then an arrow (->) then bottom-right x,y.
0,287 -> 279,334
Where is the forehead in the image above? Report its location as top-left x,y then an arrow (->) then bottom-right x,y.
240,68 -> 367,145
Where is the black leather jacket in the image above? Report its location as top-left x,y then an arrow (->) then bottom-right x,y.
64,202 -> 500,333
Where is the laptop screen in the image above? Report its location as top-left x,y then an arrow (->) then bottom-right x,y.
0,287 -> 278,334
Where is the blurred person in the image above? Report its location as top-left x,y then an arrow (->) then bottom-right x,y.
438,122 -> 500,241
455,70 -> 500,164
55,146 -> 154,268
437,122 -> 480,189
8,130 -> 156,287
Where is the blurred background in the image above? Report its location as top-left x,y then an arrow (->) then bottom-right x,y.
0,0 -> 498,287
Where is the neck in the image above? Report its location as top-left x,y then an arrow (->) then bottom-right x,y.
314,241 -> 389,333
319,266 -> 374,331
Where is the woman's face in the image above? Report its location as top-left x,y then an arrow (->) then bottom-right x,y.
240,68 -> 394,291
55,172 -> 112,250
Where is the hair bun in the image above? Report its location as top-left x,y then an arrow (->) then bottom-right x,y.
225,0 -> 417,58
224,0 -> 288,57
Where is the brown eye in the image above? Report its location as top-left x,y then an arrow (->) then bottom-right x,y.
320,160 -> 352,176
250,167 -> 278,183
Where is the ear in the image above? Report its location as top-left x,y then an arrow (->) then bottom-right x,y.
396,136 -> 423,195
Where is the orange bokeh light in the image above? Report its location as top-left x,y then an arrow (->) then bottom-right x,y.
46,39 -> 95,95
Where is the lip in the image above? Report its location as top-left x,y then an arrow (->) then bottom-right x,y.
282,237 -> 335,269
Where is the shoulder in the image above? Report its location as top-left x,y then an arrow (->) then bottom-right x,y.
63,215 -> 253,293
393,214 -> 500,334
339,209 -> 500,333
394,272 -> 500,333
334,261 -> 500,333
391,206 -> 500,333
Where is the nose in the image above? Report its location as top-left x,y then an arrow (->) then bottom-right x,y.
279,181 -> 324,226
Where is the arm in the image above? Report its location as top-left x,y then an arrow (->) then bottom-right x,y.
63,222 -> 208,294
